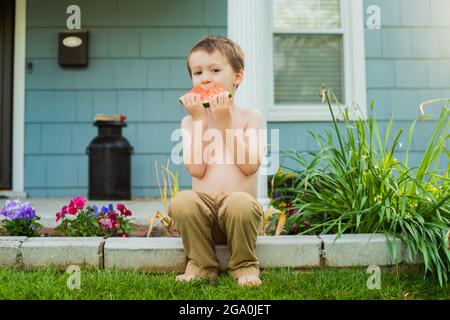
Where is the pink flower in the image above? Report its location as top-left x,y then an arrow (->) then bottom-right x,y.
120,233 -> 128,237
108,212 -> 118,221
55,212 -> 64,222
55,205 -> 69,221
117,204 -> 132,216
71,196 -> 87,209
100,218 -> 113,230
68,206 -> 77,215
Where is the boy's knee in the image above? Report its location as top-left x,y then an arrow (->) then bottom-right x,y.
168,190 -> 199,219
221,192 -> 263,220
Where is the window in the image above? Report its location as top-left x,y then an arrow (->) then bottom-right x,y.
270,0 -> 367,121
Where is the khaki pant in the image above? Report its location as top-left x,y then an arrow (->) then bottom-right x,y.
168,190 -> 264,279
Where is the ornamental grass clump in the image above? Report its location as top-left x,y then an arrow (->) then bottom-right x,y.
55,196 -> 133,237
146,160 -> 178,237
270,86 -> 449,285
0,200 -> 42,236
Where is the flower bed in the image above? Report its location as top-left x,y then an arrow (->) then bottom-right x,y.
55,197 -> 133,237
0,224 -> 152,237
0,197 -> 147,237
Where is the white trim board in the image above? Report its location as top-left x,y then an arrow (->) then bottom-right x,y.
268,0 -> 367,122
12,0 -> 26,194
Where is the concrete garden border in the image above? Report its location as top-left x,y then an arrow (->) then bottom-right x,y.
0,234 -> 423,271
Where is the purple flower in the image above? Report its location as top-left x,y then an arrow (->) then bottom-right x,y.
272,193 -> 281,200
0,200 -> 36,221
92,205 -> 99,218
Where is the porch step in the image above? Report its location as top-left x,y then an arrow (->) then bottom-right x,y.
0,191 -> 27,200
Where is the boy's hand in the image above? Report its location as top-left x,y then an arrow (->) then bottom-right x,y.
180,93 -> 208,121
209,92 -> 232,134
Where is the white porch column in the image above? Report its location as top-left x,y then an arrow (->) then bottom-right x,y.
228,0 -> 274,209
12,0 -> 27,197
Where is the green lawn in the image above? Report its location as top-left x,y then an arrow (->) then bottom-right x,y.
0,265 -> 448,300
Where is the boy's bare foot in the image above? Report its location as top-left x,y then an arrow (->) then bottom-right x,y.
175,273 -> 197,282
176,273 -> 217,282
237,275 -> 262,287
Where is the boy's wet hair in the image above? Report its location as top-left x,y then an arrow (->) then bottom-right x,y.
187,36 -> 245,78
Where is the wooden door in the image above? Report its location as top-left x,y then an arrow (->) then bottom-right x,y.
0,0 -> 14,189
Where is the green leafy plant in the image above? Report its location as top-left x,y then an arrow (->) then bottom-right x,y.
269,86 -> 449,285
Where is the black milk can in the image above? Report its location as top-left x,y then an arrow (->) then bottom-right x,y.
86,120 -> 133,200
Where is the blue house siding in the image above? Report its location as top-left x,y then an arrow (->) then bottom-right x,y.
271,0 -> 450,173
24,0 -> 448,198
24,0 -> 227,197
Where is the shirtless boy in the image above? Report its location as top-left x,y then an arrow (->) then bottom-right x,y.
168,36 -> 265,287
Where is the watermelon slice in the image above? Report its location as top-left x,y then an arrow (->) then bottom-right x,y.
179,85 -> 233,108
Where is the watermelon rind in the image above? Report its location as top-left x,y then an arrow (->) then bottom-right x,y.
179,91 -> 233,108
201,92 -> 233,108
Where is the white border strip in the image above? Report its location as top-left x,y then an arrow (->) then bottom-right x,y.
12,0 -> 26,194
